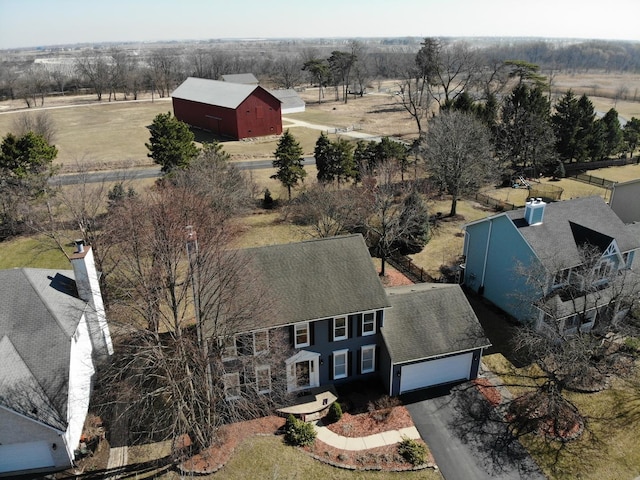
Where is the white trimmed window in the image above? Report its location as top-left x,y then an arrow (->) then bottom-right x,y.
255,365 -> 271,394
362,312 -> 376,336
361,345 -> 376,374
253,330 -> 269,355
223,373 -> 241,400
595,259 -> 614,281
294,322 -> 310,348
552,268 -> 570,288
220,336 -> 237,360
333,316 -> 347,341
333,349 -> 348,379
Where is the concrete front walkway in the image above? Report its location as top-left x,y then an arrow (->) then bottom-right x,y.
314,421 -> 421,451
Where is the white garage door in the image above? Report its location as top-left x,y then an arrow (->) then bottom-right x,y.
0,440 -> 55,474
400,352 -> 473,394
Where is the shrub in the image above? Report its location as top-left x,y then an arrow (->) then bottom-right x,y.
397,436 -> 427,466
624,336 -> 640,353
284,414 -> 316,447
262,188 -> 275,209
326,401 -> 343,423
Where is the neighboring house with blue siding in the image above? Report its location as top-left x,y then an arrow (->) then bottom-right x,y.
217,234 -> 490,401
462,196 -> 640,333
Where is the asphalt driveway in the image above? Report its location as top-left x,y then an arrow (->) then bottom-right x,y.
404,384 -> 546,480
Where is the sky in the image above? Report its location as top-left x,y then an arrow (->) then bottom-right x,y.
0,0 -> 638,50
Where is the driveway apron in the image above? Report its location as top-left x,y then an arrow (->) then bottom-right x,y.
404,385 -> 546,480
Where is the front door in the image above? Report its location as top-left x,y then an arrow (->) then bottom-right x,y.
296,360 -> 310,388
286,350 -> 320,392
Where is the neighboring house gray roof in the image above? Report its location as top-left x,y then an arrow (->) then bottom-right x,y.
239,235 -> 391,330
221,73 -> 259,84
382,283 -> 491,364
627,221 -> 640,240
172,77 -> 280,110
269,89 -> 305,112
0,268 -> 86,431
505,196 -> 640,271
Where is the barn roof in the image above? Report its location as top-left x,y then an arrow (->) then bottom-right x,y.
382,283 -> 490,364
171,77 -> 280,110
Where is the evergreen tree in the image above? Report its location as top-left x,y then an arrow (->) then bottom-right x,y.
0,131 -> 58,236
271,130 -> 306,200
1,131 -> 57,183
393,190 -> 429,255
332,137 -> 356,184
575,94 -> 596,162
496,83 -> 557,177
552,90 -> 582,162
353,140 -> 378,182
600,108 -> 623,158
315,133 -> 356,184
623,117 -> 640,158
146,112 -> 199,174
588,119 -> 606,161
476,93 -> 499,132
377,137 -> 410,180
314,132 -> 334,183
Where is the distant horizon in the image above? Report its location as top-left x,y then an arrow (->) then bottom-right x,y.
1,0 -> 638,50
5,34 -> 640,52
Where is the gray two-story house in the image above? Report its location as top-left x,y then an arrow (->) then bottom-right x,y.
217,234 -> 490,401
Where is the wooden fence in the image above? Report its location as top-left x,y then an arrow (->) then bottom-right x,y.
388,255 -> 434,284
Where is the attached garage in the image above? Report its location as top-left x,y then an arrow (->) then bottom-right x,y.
380,284 -> 491,397
399,352 -> 474,394
0,441 -> 55,474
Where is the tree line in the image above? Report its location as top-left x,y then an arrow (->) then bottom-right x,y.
2,37 -> 639,107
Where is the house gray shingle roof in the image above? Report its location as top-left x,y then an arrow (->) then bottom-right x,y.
382,283 -> 491,364
172,77 -> 280,110
0,268 -> 86,430
506,196 -> 640,271
239,235 -> 391,330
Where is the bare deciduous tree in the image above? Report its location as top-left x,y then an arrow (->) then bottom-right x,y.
12,110 -> 57,144
75,50 -> 109,101
507,244 -> 640,439
96,184 -> 291,455
419,110 -> 496,216
356,162 -> 429,276
284,183 -> 360,238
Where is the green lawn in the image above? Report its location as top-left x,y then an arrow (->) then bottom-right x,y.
0,235 -> 69,269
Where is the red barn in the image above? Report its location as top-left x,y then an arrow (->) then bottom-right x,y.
171,77 -> 282,140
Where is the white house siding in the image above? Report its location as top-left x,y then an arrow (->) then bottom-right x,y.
64,314 -> 95,461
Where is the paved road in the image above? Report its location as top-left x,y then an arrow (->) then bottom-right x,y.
404,384 -> 546,480
50,157 -> 316,186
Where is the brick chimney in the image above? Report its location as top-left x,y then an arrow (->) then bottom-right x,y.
70,240 -> 113,359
